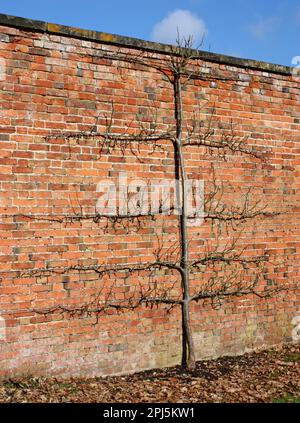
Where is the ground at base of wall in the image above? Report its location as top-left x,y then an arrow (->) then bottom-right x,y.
0,343 -> 299,403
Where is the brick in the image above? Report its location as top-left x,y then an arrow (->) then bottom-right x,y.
0,19 -> 298,382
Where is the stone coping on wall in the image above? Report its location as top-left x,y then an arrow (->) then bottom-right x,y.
0,12 -> 294,76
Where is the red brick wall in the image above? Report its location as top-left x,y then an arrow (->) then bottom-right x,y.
0,20 -> 299,378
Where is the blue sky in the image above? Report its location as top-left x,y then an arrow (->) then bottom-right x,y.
0,0 -> 299,66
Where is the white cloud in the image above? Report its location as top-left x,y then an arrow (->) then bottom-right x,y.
151,9 -> 207,46
246,16 -> 280,40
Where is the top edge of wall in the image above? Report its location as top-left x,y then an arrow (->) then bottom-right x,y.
0,13 -> 294,76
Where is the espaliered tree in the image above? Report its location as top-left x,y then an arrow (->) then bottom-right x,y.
19,37 -> 289,370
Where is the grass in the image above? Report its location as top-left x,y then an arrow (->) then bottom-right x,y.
273,389 -> 300,403
273,395 -> 300,403
283,353 -> 300,363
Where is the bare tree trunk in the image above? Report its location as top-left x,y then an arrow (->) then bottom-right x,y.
174,73 -> 196,370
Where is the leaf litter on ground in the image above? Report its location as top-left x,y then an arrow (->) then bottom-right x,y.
0,343 -> 299,403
